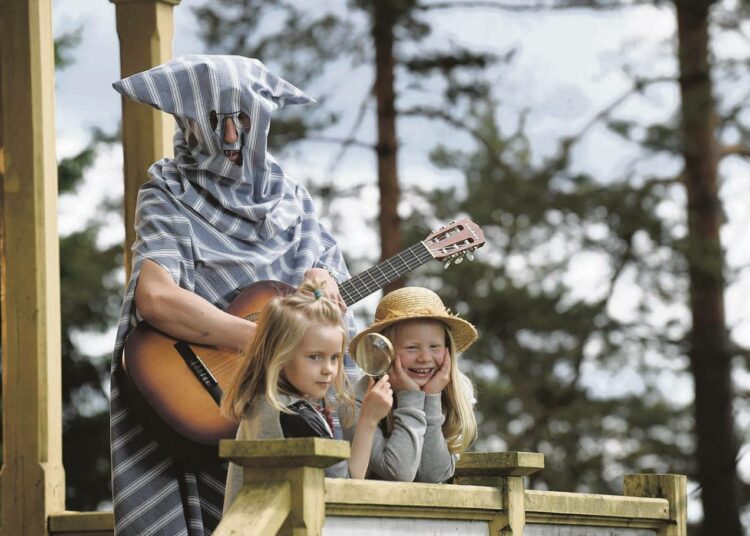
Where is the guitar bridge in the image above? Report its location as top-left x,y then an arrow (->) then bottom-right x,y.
173,341 -> 223,406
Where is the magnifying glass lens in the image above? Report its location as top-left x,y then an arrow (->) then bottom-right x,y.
354,333 -> 393,377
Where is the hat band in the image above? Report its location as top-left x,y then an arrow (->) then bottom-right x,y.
376,306 -> 455,323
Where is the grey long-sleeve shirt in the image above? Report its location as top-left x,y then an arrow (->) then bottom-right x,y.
347,376 -> 457,483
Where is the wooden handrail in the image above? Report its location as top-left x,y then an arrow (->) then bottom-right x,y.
215,480 -> 291,536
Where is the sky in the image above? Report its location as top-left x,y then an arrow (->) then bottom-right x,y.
52,0 -> 750,522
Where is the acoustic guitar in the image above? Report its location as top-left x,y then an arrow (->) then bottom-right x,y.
122,218 -> 485,445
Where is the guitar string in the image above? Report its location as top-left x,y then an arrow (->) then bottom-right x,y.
343,243 -> 430,296
340,248 -> 433,304
340,242 -> 433,304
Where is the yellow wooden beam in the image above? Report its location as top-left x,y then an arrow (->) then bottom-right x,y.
451,451 -> 544,535
219,438 -> 350,536
0,0 -> 65,534
525,489 -> 669,522
325,478 -> 502,513
624,473 -> 687,536
110,0 -> 179,278
49,511 -> 114,533
220,437 -> 352,468
455,451 -> 545,479
215,480 -> 291,536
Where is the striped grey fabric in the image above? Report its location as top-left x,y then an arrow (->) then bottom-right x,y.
110,56 -> 358,535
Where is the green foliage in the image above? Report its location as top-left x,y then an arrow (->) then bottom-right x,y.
54,27 -> 82,70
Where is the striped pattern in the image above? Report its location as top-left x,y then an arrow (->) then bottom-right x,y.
111,56 -> 358,535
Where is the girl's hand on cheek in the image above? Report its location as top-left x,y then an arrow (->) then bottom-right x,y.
389,354 -> 421,392
360,375 -> 393,425
422,351 -> 451,395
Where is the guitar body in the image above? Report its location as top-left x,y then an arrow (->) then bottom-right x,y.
120,218 -> 485,448
122,280 -> 295,445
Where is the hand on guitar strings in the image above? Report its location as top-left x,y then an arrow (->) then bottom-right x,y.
302,267 -> 348,312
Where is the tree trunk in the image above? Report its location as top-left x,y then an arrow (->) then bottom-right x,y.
675,1 -> 741,534
372,0 -> 403,293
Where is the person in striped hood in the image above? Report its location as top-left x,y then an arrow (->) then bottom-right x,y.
110,55 -> 356,535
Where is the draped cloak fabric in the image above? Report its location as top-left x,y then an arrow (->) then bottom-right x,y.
110,56 -> 357,536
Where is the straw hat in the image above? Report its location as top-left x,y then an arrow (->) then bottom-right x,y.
349,287 -> 478,356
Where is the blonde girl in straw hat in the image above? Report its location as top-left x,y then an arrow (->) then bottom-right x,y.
348,287 -> 478,483
221,280 -> 393,512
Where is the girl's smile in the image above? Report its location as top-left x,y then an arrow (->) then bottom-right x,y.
392,320 -> 448,387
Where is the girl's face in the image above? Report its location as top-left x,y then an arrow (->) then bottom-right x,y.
392,319 -> 449,387
282,323 -> 343,400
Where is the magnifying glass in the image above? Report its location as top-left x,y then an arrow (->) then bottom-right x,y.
353,333 -> 394,377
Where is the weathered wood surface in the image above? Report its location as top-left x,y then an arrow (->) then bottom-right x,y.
220,437 -> 351,468
455,451 -> 545,478
325,478 -> 503,516
214,480 -> 291,536
1,1 -> 65,534
49,511 -> 114,532
624,474 -> 687,536
110,0 -> 179,277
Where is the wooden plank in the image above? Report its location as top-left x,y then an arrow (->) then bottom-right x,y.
0,1 -> 65,534
526,490 -> 669,521
624,474 -> 687,536
220,437 -> 350,468
110,0 -> 178,278
325,478 -> 503,512
455,451 -> 545,477
49,512 -> 114,531
214,480 -> 291,536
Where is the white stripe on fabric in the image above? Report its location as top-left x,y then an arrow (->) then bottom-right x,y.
114,457 -> 174,504
115,480 -> 180,531
111,424 -> 144,451
113,441 -> 160,478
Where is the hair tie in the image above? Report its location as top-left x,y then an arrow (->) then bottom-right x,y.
313,289 -> 323,299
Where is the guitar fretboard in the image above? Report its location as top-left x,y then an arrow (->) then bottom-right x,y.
339,241 -> 432,306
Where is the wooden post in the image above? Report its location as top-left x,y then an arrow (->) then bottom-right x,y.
453,451 -> 544,536
218,438 -> 351,536
110,0 -> 179,278
0,0 -> 66,534
624,474 -> 687,536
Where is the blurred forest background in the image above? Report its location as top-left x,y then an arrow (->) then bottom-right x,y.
4,0 -> 749,535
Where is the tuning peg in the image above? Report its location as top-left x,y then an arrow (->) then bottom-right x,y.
455,256 -> 463,264
444,259 -> 452,269
467,253 -> 475,261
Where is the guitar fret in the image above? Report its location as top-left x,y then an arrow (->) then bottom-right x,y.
339,241 -> 432,306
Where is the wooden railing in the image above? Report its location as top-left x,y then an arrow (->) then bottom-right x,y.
215,438 -> 686,536
46,438 -> 685,535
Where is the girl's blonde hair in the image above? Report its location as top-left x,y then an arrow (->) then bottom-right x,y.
221,279 -> 353,423
381,319 -> 477,455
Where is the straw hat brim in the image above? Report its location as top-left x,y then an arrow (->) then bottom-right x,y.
349,313 -> 477,357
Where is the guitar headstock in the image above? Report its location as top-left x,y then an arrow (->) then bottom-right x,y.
423,218 -> 485,267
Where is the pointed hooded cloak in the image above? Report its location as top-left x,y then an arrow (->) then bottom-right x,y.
109,56 -> 356,535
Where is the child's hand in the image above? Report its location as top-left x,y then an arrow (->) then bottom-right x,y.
360,374 -> 393,426
422,351 -> 451,395
389,354 -> 422,392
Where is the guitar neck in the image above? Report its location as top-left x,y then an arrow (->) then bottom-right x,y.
339,241 -> 432,307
